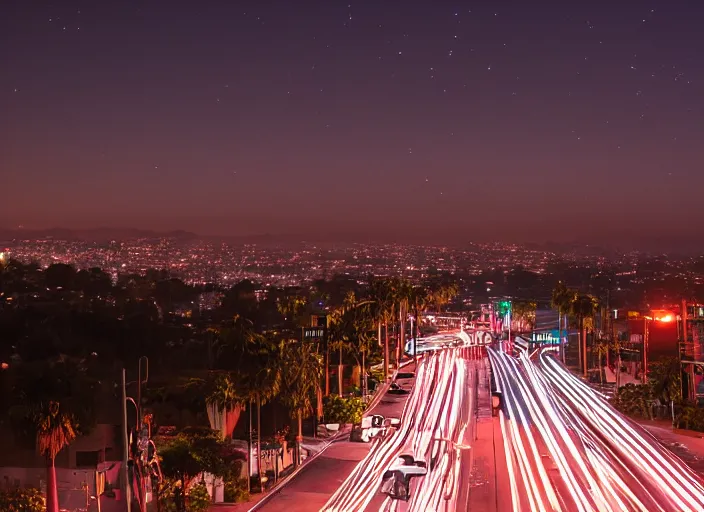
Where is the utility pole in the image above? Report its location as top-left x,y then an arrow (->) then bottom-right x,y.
121,369 -> 132,512
643,317 -> 649,382
136,357 -> 149,512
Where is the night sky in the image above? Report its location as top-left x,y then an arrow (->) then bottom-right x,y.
2,2 -> 703,246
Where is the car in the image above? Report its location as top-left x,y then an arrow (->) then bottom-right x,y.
354,415 -> 400,443
379,455 -> 427,501
388,382 -> 410,395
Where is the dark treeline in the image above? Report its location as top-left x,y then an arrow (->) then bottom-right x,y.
0,256 -> 698,439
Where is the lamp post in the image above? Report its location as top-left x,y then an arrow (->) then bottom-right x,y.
643,316 -> 649,382
120,359 -> 149,512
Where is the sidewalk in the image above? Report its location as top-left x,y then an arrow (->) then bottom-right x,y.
639,421 -> 704,475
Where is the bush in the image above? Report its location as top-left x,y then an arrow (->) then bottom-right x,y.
186,483 -> 211,512
369,368 -> 385,384
0,487 -> 45,512
323,395 -> 366,425
675,404 -> 704,432
224,478 -> 250,503
610,383 -> 653,419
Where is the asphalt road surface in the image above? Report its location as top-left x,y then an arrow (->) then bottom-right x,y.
488,347 -> 704,511
322,347 -> 485,512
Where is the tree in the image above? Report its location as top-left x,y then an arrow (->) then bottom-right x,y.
219,280 -> 259,325
276,292 -> 309,330
395,279 -> 413,366
158,427 -> 235,512
648,357 -> 682,404
281,341 -> 323,467
231,333 -> 284,492
409,285 -> 430,363
425,281 -> 459,312
35,401 -> 77,512
367,277 -> 400,380
327,292 -> 375,396
44,263 -> 77,290
511,300 -> 537,333
205,373 -> 246,439
551,282 -> 576,363
570,294 -> 599,378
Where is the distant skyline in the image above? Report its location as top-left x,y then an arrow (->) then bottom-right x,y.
3,224 -> 704,254
2,2 -> 703,246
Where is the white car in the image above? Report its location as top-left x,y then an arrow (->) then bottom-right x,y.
380,455 -> 427,501
360,415 -> 400,443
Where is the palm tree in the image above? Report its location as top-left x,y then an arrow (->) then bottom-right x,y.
409,285 -> 430,363
327,305 -> 349,397
367,278 -> 396,380
552,282 -> 576,362
281,341 -> 323,466
35,401 -> 77,512
426,282 -> 459,312
328,292 -> 374,396
395,279 -> 413,366
248,336 -> 283,492
570,294 -> 600,378
219,328 -> 283,493
205,372 -> 246,439
512,300 -> 537,333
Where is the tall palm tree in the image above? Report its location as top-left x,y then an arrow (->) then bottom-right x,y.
328,292 -> 374,396
222,329 -> 283,493
570,294 -> 600,378
427,282 -> 459,312
281,341 -> 323,466
367,278 -> 396,380
552,282 -> 576,362
396,279 -> 413,366
409,285 -> 430,363
35,401 -> 77,512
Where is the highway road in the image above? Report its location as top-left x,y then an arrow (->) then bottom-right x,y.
322,346 -> 486,512
488,347 -> 704,511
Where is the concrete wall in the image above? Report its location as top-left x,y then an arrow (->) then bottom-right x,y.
0,465 -> 122,512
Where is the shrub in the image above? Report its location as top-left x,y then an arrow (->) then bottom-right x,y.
186,483 -> 211,512
224,478 -> 250,503
323,395 -> 366,425
610,383 -> 653,419
675,404 -> 704,432
369,368 -> 385,384
0,487 -> 45,512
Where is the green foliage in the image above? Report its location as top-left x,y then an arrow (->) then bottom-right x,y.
158,427 -> 233,485
610,383 -> 653,419
323,395 -> 366,425
224,478 -> 250,503
369,368 -> 385,384
0,487 -> 45,512
512,300 -> 537,330
674,405 -> 704,432
647,357 -> 682,404
186,483 -> 211,512
281,342 -> 323,420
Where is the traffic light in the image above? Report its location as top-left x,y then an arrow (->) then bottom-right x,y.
496,301 -> 512,317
